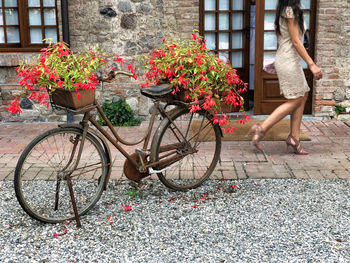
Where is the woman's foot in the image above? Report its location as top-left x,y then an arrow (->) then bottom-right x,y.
249,123 -> 265,151
286,134 -> 308,155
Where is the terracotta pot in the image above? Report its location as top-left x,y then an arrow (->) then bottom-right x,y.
51,88 -> 95,109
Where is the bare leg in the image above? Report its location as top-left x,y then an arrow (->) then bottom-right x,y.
259,97 -> 304,134
290,92 -> 308,140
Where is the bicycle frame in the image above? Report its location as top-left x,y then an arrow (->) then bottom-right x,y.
60,98 -> 197,186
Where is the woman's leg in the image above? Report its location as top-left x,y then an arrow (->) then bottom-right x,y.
259,97 -> 304,134
290,92 -> 308,140
250,97 -> 303,151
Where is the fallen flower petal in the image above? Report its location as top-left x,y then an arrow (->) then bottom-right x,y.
121,203 -> 132,212
53,229 -> 68,238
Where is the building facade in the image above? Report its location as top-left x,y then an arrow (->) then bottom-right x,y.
0,0 -> 349,122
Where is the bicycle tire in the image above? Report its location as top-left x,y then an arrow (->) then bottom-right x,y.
14,127 -> 108,223
150,108 -> 221,191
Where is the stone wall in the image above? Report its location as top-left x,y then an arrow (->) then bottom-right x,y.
68,0 -> 200,117
314,0 -> 350,118
0,0 -> 200,122
0,0 -> 350,122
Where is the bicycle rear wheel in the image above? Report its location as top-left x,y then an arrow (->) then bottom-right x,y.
14,127 -> 108,223
151,108 -> 221,190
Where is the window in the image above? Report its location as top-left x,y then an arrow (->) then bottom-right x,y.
200,0 -> 248,68
0,0 -> 59,51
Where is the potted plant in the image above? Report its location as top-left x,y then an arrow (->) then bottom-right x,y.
7,40 -> 136,113
139,33 -> 250,133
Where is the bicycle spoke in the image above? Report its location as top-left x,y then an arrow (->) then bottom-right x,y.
14,128 -> 107,223
153,109 -> 221,190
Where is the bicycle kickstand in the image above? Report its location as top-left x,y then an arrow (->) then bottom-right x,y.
66,176 -> 82,228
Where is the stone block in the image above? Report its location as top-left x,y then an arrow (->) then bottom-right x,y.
126,97 -> 139,114
136,3 -> 152,13
1,89 -> 11,100
118,1 -> 132,12
121,14 -> 137,30
124,41 -> 138,55
335,114 -> 350,121
100,7 -> 117,18
334,87 -> 346,101
337,100 -> 350,108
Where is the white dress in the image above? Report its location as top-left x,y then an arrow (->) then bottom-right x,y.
274,7 -> 310,99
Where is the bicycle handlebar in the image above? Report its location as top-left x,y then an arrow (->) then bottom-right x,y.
98,70 -> 133,83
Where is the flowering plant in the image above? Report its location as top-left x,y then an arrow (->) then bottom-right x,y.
8,41 -> 136,114
139,33 -> 249,133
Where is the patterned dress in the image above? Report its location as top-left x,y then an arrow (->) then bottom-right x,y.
274,6 -> 310,99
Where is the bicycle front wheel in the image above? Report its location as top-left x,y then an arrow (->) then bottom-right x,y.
151,108 -> 221,190
14,127 -> 108,223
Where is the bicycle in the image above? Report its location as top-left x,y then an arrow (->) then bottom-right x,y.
14,71 -> 222,227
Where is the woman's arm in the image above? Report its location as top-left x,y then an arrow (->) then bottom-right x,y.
287,18 -> 323,80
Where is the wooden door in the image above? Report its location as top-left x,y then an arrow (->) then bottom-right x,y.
200,0 -> 251,111
254,0 -> 317,114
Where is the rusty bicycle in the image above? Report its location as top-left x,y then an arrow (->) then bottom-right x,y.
14,71 -> 222,226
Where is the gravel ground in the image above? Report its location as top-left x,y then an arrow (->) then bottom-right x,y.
0,179 -> 349,263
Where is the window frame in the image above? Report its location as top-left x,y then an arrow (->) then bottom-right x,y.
0,0 -> 59,52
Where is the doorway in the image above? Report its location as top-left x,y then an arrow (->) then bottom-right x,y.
253,0 -> 317,114
199,0 -> 317,114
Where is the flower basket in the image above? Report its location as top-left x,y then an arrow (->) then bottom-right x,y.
50,88 -> 95,110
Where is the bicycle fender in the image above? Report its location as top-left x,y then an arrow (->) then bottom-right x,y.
58,124 -> 112,190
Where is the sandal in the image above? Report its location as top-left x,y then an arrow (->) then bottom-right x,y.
248,123 -> 265,151
286,134 -> 309,155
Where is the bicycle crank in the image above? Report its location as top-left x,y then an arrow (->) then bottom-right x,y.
123,152 -> 149,183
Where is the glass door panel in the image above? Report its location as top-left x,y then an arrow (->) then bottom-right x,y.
232,13 -> 243,29
205,33 -> 216,49
28,0 -> 41,7
301,0 -> 311,9
219,13 -> 229,30
219,0 -> 229,10
265,0 -> 277,10
205,13 -> 216,30
232,0 -> 243,10
232,32 -> 242,48
205,0 -> 216,10
264,12 -> 275,30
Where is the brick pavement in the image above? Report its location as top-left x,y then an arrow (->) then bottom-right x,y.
1,120 -> 350,181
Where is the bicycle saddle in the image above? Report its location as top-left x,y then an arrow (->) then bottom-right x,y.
140,84 -> 173,99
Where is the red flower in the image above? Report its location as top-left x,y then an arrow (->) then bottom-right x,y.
191,33 -> 198,41
56,80 -> 64,88
6,99 -> 22,114
139,82 -> 150,88
126,64 -> 135,73
121,204 -> 132,212
192,204 -> 199,208
189,104 -> 201,113
225,126 -> 237,133
114,55 -> 125,67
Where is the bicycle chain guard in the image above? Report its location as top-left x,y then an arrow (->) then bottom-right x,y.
123,153 -> 149,182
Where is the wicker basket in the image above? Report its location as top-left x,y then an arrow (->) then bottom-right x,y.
50,88 -> 95,109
